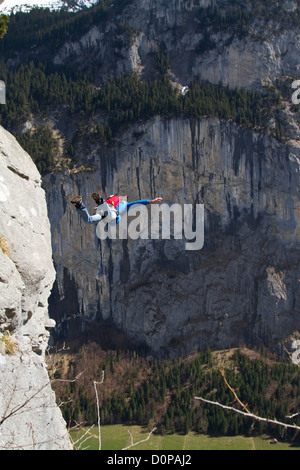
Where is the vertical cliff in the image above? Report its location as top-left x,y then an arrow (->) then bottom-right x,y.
0,126 -> 72,450
45,117 -> 300,358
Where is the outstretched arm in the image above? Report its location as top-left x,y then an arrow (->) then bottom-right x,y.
124,197 -> 163,212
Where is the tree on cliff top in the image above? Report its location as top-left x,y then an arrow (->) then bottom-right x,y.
0,15 -> 9,39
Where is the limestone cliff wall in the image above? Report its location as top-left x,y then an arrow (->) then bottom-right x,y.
41,0 -> 300,358
45,117 -> 300,358
0,126 -> 72,450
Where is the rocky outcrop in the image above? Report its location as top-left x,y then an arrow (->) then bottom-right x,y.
52,0 -> 300,92
0,126 -> 72,450
45,117 -> 300,358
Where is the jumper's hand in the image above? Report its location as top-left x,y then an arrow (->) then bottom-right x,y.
150,197 -> 163,204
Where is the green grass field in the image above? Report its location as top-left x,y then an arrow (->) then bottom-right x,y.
70,425 -> 300,451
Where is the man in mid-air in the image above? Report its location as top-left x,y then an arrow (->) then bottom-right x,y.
71,193 -> 162,225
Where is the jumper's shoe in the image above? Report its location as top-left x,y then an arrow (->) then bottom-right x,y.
70,195 -> 83,208
91,193 -> 103,205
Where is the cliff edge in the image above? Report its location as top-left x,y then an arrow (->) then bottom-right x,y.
0,125 -> 72,450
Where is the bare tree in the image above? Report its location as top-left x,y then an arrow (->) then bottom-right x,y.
93,370 -> 105,450
195,369 -> 300,433
122,427 -> 157,450
0,347 -> 83,450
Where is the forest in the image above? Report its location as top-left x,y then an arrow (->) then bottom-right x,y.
50,347 -> 300,442
0,0 -> 133,57
0,57 -> 282,175
2,0 -> 300,58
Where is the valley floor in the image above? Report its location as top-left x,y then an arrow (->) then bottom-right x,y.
70,425 -> 300,451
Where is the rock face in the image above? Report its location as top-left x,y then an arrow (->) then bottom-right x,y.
38,0 -> 300,359
51,0 -> 300,92
0,126 -> 72,450
45,117 -> 300,358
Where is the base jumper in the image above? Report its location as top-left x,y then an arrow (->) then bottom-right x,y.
71,193 -> 163,225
